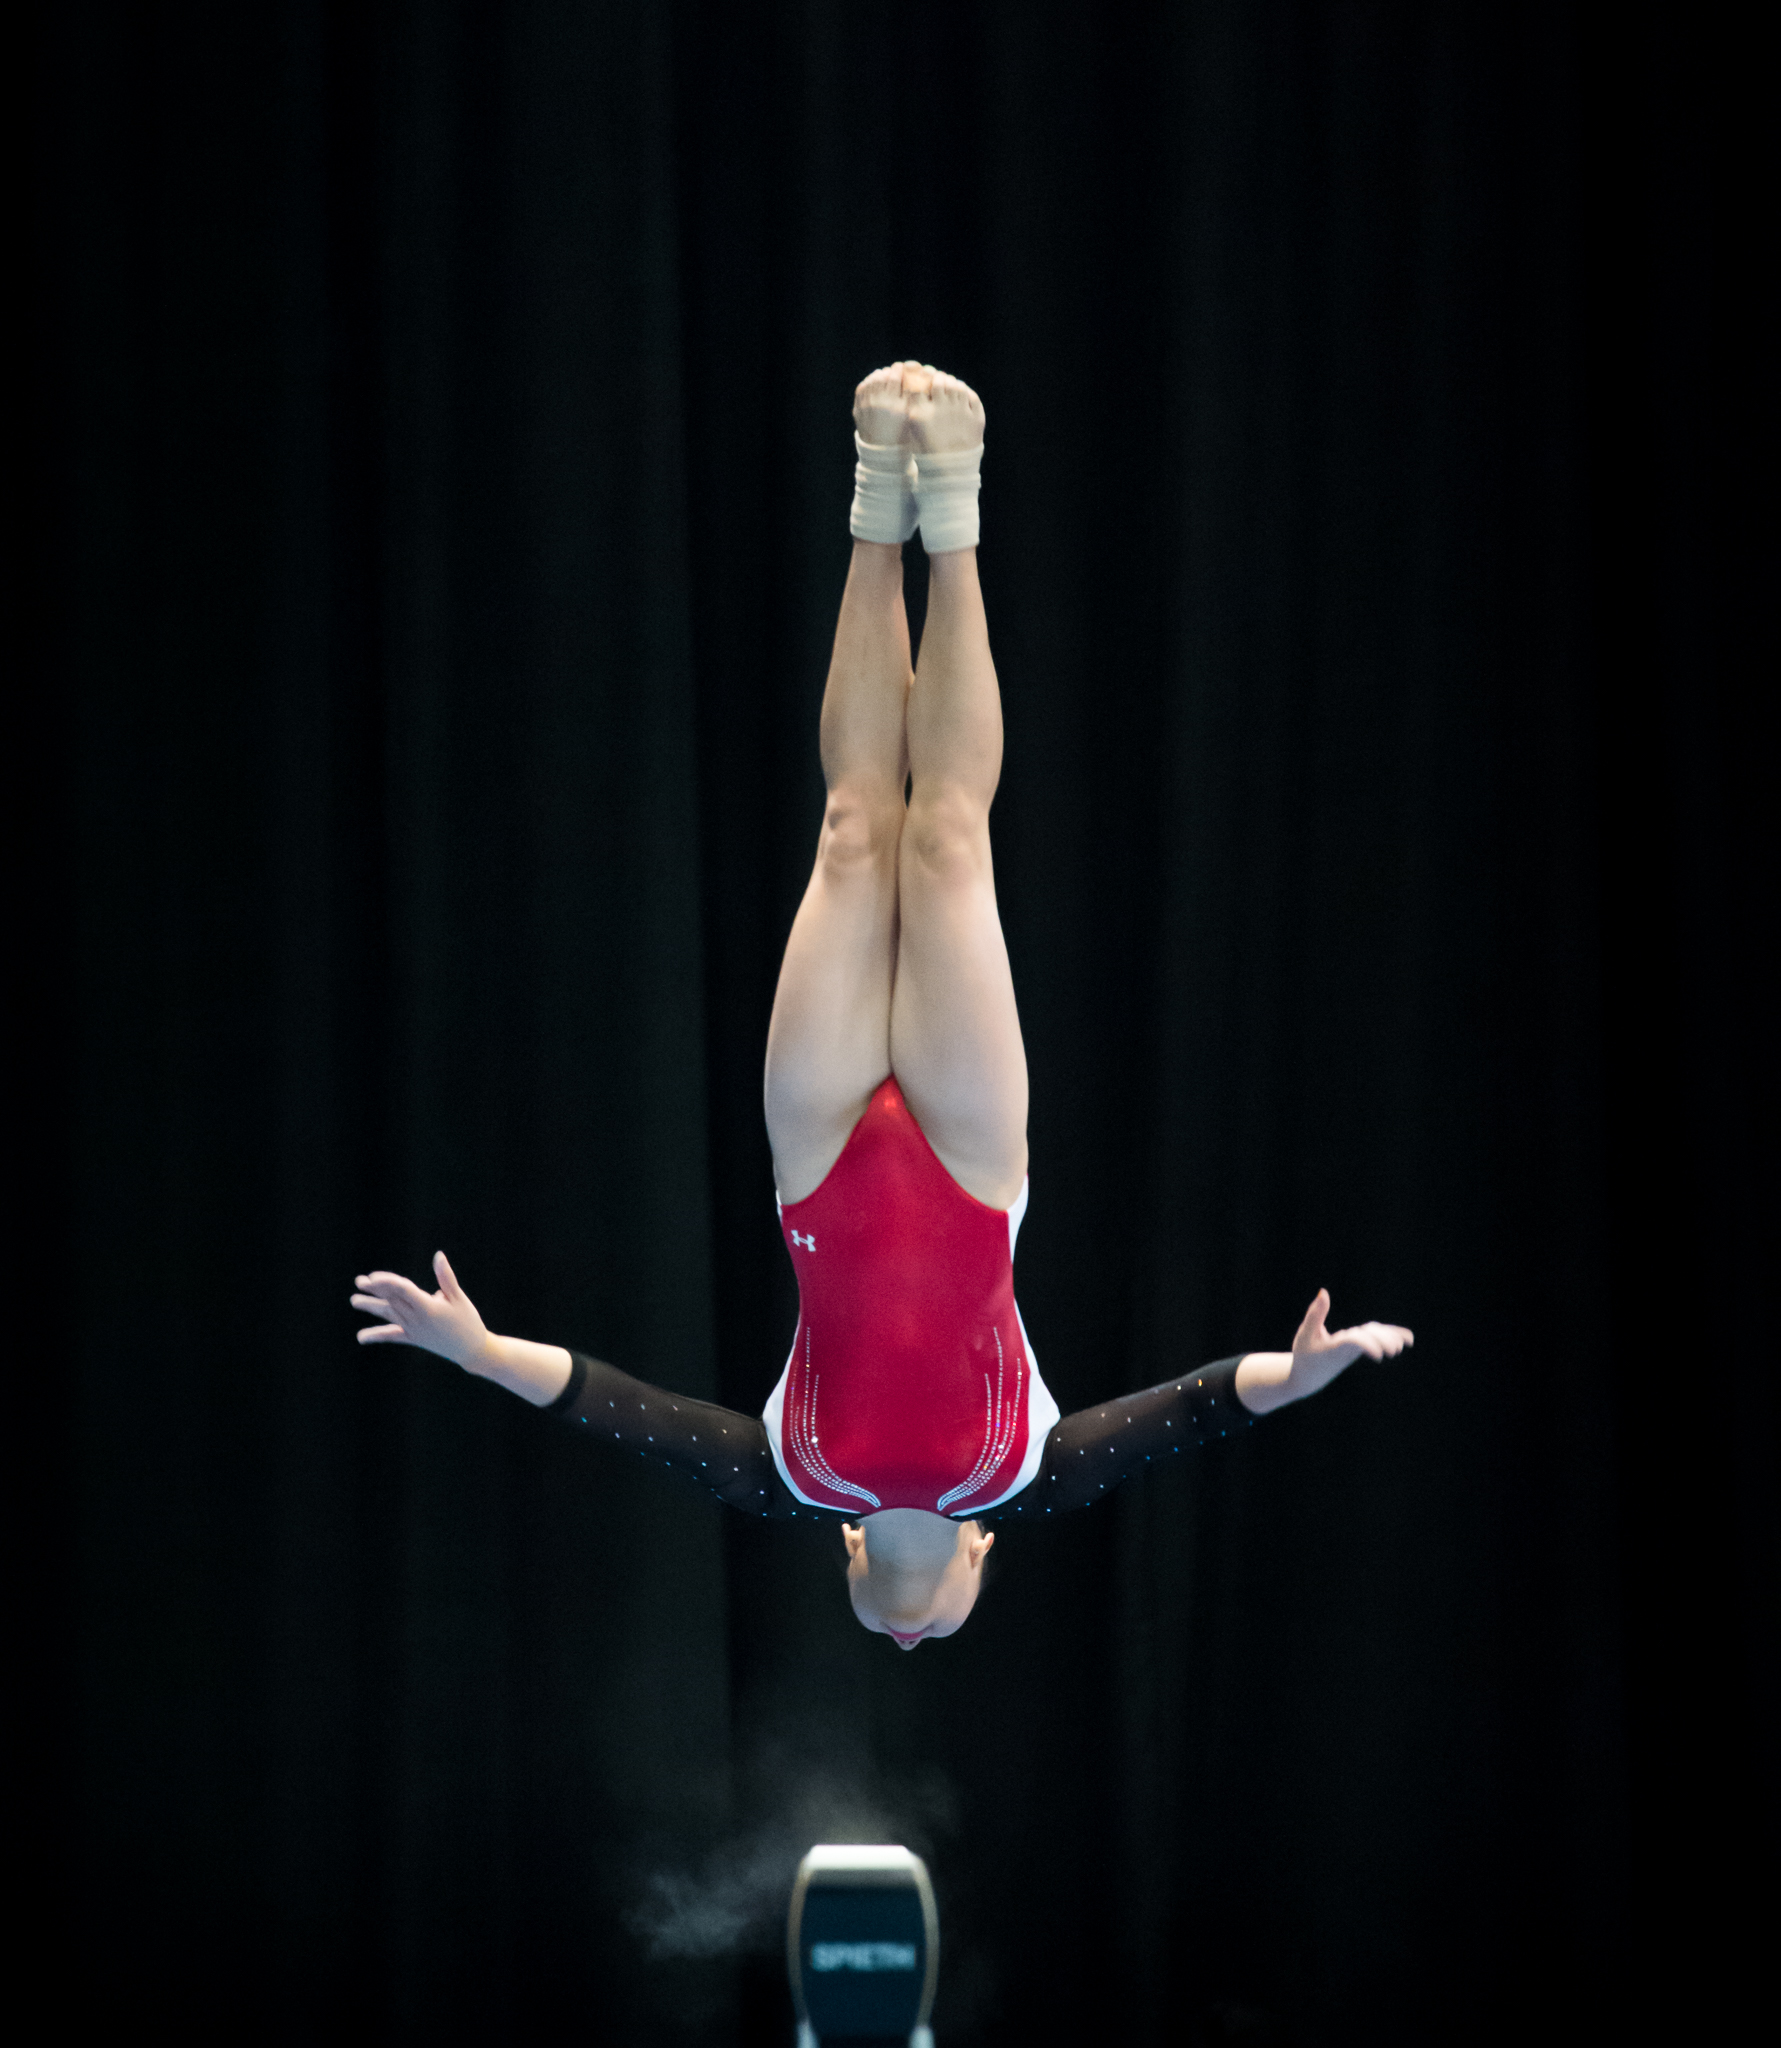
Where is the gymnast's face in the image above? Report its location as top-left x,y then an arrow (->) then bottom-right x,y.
842,1515 -> 995,1648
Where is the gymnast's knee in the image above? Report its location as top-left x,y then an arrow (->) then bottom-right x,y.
818,782 -> 904,882
903,785 -> 989,886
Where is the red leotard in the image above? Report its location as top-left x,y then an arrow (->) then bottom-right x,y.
763,1076 -> 1060,1517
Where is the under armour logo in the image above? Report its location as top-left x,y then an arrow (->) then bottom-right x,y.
790,1229 -> 816,1252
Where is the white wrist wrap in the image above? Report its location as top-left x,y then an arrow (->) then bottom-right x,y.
914,442 -> 982,553
850,434 -> 918,544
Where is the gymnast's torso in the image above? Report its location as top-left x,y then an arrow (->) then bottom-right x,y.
764,1077 -> 1060,1517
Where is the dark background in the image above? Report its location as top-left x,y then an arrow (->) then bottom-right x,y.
23,3 -> 1771,2043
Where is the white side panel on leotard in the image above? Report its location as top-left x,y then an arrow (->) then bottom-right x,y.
1006,1175 -> 1029,1259
762,1337 -> 839,1511
961,1303 -> 1060,1515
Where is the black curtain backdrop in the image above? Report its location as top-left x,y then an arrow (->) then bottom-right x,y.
24,4 -> 1771,2043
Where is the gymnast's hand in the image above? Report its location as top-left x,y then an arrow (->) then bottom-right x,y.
1233,1288 -> 1414,1415
350,1253 -> 573,1404
352,1250 -> 492,1366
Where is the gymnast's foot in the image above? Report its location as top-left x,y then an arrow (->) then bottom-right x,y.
903,363 -> 985,455
850,365 -> 918,543
854,363 -> 914,449
903,363 -> 984,552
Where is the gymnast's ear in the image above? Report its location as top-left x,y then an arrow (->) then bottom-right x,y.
841,1523 -> 867,1562
967,1527 -> 995,1569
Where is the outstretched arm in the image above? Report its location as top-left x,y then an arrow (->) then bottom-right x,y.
1234,1288 -> 1414,1415
991,1292 -> 1414,1520
351,1252 -> 817,1519
351,1251 -> 573,1406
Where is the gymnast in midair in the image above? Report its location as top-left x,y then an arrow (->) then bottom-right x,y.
352,362 -> 1412,1649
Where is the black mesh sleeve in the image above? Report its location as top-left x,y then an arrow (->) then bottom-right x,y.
982,1356 -> 1253,1521
547,1351 -> 846,1522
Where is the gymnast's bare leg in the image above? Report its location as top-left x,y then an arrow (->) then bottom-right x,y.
761,520 -> 910,1205
763,367 -> 1025,1210
890,377 -> 1027,1210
